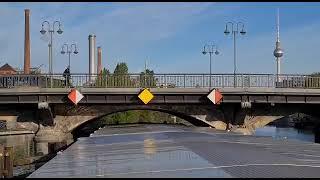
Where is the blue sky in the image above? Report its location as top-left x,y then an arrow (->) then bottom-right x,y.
1,2 -> 320,74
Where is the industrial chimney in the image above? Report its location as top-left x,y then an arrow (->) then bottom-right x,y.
88,34 -> 96,80
97,47 -> 102,74
24,9 -> 31,74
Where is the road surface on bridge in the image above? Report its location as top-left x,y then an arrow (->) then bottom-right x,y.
28,124 -> 320,178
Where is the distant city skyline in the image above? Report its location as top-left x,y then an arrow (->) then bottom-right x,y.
0,2 -> 320,74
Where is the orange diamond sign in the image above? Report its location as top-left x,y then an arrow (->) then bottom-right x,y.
207,89 -> 223,104
68,89 -> 84,105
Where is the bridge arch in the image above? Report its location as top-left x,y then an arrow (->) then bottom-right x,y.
240,103 -> 320,131
70,107 -> 212,138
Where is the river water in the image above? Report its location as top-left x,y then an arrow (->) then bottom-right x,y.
0,124 -> 316,177
254,125 -> 315,143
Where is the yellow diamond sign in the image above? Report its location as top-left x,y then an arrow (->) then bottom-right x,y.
138,88 -> 154,104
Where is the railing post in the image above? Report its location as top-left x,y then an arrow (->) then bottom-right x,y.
184,74 -> 186,88
45,74 -> 48,88
7,77 -> 10,88
0,145 -> 3,178
241,74 -> 244,88
105,74 -> 108,88
12,75 -> 15,88
3,146 -> 13,178
6,76 -> 9,88
16,74 -> 19,87
222,75 -> 224,88
203,74 -> 205,88
36,74 -> 39,87
164,74 -> 167,88
65,74 -> 68,89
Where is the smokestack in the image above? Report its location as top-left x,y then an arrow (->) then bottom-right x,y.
88,34 -> 96,80
93,36 -> 96,74
97,47 -> 102,74
24,9 -> 30,74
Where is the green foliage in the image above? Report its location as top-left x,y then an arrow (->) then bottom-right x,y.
100,110 -> 186,125
95,68 -> 109,87
140,69 -> 157,88
112,62 -> 132,87
95,63 -> 136,88
114,62 -> 128,75
13,146 -> 28,165
311,72 -> 320,77
304,72 -> 320,88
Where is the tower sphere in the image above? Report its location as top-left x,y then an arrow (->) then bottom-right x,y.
274,48 -> 284,58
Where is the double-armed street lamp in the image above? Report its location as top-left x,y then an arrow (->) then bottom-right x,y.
40,20 -> 63,87
224,21 -> 246,87
202,43 -> 219,89
61,43 -> 78,74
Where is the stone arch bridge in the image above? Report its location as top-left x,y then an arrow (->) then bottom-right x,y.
0,87 -> 318,146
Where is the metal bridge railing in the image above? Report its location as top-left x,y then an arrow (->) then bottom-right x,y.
0,74 -> 319,89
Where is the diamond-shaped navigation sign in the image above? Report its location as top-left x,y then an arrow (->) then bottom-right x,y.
138,88 -> 154,104
68,89 -> 84,105
207,89 -> 223,104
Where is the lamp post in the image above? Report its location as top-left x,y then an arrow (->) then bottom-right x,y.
202,43 -> 219,89
40,20 -> 63,87
61,43 -> 78,74
224,21 -> 246,87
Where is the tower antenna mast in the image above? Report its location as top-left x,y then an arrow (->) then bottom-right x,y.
273,8 -> 284,83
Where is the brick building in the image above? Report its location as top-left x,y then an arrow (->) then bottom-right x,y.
0,63 -> 17,75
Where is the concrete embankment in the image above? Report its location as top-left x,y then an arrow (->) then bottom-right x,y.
0,130 -> 34,136
207,120 -> 255,135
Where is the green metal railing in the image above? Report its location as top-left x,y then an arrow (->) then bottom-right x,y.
0,73 -> 319,89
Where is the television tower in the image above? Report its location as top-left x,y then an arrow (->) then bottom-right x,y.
273,8 -> 284,82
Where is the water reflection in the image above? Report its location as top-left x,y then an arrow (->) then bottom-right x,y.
144,138 -> 157,159
254,125 -> 315,143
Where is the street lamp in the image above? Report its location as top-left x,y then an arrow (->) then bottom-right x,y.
202,43 -> 219,89
61,43 -> 78,74
40,20 -> 63,87
224,21 -> 246,87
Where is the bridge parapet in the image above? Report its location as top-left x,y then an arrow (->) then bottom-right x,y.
0,73 -> 319,89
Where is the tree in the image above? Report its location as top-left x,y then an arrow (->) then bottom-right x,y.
138,110 -> 153,123
110,62 -> 133,87
306,72 -> 320,88
139,69 -> 157,88
114,62 -> 128,75
96,63 -> 136,88
311,72 -> 320,77
96,68 -> 110,87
